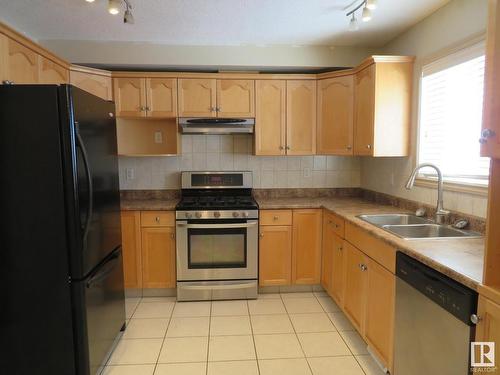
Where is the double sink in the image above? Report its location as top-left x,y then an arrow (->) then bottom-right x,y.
357,214 -> 481,240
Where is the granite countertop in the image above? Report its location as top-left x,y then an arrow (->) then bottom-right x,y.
121,198 -> 179,211
257,197 -> 485,290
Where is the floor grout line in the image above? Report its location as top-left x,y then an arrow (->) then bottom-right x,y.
205,301 -> 212,375
151,299 -> 175,374
246,299 -> 261,375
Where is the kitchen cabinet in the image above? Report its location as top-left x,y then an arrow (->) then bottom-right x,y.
353,58 -> 413,157
255,80 -> 286,155
481,0 -> 500,158
317,75 -> 354,155
120,211 -> 142,289
331,234 -> 345,306
114,77 -> 177,118
343,241 -> 367,331
141,226 -> 176,288
0,34 -> 7,82
286,80 -> 317,155
178,78 -> 217,117
475,295 -> 500,369
38,56 -> 68,84
4,38 -> 39,83
217,79 -> 255,117
364,257 -> 395,370
70,67 -> 113,101
321,214 -> 334,294
292,209 -> 322,284
259,225 -> 292,286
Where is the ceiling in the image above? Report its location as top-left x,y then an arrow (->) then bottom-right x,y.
0,0 -> 450,47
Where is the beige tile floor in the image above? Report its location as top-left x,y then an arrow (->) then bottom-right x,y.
104,292 -> 386,375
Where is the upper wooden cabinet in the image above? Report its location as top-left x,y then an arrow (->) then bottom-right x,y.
292,209 -> 322,285
217,79 -> 255,117
255,80 -> 286,155
4,38 -> 39,84
114,77 -> 177,118
178,78 -> 217,117
481,0 -> 500,158
70,67 -> 113,101
317,75 -> 354,155
286,80 -> 317,155
38,56 -> 68,84
353,58 -> 413,157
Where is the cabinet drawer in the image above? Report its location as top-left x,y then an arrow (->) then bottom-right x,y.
324,210 -> 345,238
141,211 -> 175,227
345,222 -> 395,273
260,210 -> 292,226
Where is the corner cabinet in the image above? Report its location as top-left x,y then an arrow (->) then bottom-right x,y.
70,66 -> 113,101
353,57 -> 413,157
317,75 -> 354,155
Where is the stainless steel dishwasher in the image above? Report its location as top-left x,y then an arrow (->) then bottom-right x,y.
394,252 -> 478,375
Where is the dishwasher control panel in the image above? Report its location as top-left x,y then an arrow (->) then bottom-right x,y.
396,252 -> 478,325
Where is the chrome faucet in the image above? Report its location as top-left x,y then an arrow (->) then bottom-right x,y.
405,163 -> 449,224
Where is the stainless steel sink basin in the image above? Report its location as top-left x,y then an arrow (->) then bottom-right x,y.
358,214 -> 431,226
381,224 -> 481,240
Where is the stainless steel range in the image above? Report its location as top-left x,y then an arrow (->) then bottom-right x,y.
175,171 -> 259,301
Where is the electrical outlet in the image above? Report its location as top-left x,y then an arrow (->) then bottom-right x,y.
126,168 -> 135,180
303,167 -> 312,178
154,131 -> 163,144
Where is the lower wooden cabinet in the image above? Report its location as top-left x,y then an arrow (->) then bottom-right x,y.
120,211 -> 142,289
330,234 -> 345,306
475,294 -> 500,370
259,225 -> 292,286
141,226 -> 176,288
120,210 -> 176,289
343,241 -> 368,331
292,209 -> 322,284
321,215 -> 334,294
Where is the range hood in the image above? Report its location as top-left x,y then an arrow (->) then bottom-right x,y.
179,118 -> 255,134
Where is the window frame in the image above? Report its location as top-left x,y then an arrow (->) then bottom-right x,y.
414,35 -> 489,197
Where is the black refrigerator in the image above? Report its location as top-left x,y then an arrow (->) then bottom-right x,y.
0,85 -> 126,375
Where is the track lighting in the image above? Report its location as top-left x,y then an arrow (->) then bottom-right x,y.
108,0 -> 121,15
346,0 -> 375,31
124,7 -> 134,24
85,0 -> 95,2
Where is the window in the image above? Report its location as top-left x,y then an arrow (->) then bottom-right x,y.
418,41 -> 490,186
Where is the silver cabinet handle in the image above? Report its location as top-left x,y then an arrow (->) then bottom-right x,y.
216,107 -> 221,112
155,216 -> 161,223
177,222 -> 257,229
170,233 -> 175,240
2,80 -> 14,85
273,216 -> 279,220
286,146 -> 291,150
358,263 -> 367,271
347,145 -> 352,150
181,282 -> 255,291
260,233 -> 264,237
338,246 -> 343,252
366,144 -> 372,149
482,129 -> 496,138
146,106 -> 151,111
279,146 -> 284,150
470,314 -> 482,324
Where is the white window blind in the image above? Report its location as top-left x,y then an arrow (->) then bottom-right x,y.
418,41 -> 490,184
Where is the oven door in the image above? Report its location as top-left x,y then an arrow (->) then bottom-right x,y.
176,219 -> 258,281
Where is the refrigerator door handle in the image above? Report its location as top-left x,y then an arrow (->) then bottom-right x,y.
86,249 -> 121,288
76,129 -> 93,243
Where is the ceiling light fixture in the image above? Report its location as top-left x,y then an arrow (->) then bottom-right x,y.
108,0 -> 121,15
124,4 -> 134,24
86,0 -> 135,24
346,0 -> 375,31
85,0 -> 95,3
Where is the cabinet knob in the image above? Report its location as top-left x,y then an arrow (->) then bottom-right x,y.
358,263 -> 367,271
210,106 -> 216,112
216,107 -> 221,112
366,144 -> 372,149
155,216 -> 161,223
170,233 -> 175,240
260,233 -> 264,237
286,146 -> 291,150
338,246 -> 343,252
273,216 -> 279,220
2,80 -> 14,85
279,146 -> 284,150
146,106 -> 150,111
470,314 -> 482,325
347,145 -> 352,150
482,129 -> 496,138
479,137 -> 487,144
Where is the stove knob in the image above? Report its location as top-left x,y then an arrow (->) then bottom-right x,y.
233,212 -> 240,218
185,212 -> 193,219
213,211 -> 221,218
195,212 -> 202,219
242,212 -> 249,218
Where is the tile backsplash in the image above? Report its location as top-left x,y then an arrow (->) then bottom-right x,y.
118,135 -> 361,190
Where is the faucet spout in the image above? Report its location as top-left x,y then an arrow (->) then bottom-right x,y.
405,163 -> 449,224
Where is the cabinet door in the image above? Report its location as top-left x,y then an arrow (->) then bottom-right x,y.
343,242 -> 367,331
217,79 -> 255,117
255,80 -> 286,155
475,296 -> 500,369
5,38 -> 38,83
141,226 -> 176,288
114,78 -> 147,118
259,225 -> 292,286
38,56 -> 68,84
286,80 -> 317,155
178,78 -> 216,117
70,70 -> 112,100
364,258 -> 395,371
0,34 -> 7,82
354,65 -> 376,156
331,235 -> 345,306
292,209 -> 322,285
317,76 -> 354,155
321,215 -> 334,294
120,211 -> 142,289
481,0 -> 500,158
146,78 -> 178,118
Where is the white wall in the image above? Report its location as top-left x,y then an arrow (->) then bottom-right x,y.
360,0 -> 489,217
119,135 -> 361,190
39,40 -> 376,69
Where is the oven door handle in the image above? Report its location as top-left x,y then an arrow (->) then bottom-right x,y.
180,282 -> 256,291
176,222 -> 257,229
